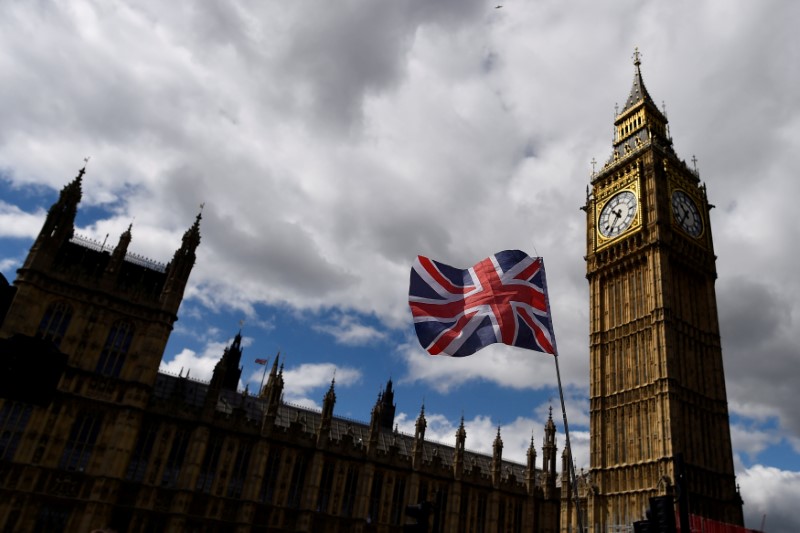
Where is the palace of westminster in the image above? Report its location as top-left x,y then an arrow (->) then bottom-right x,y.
0,57 -> 753,532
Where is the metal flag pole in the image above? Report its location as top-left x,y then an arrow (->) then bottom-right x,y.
258,356 -> 271,395
554,352 -> 585,533
540,258 -> 585,533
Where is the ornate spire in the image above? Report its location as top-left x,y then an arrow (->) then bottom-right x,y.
412,402 -> 427,468
209,330 -> 244,393
373,378 -> 396,430
492,426 -> 504,486
415,402 -> 427,438
455,415 -> 467,448
619,47 -> 656,116
318,375 -> 336,443
543,406 -> 558,498
161,208 -> 203,310
180,209 -> 203,255
323,376 -> 336,406
526,431 -> 538,492
41,163 -> 86,244
108,223 -> 133,271
493,426 -> 504,456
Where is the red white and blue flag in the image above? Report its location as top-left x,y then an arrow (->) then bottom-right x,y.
409,250 -> 556,357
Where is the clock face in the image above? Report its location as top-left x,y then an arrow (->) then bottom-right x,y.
598,190 -> 638,238
671,190 -> 703,237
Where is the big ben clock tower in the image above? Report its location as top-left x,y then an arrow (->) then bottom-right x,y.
584,51 -> 744,529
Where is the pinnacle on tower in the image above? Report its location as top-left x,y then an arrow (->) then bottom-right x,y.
620,47 -> 656,116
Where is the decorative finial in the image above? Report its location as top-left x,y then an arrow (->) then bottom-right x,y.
590,157 -> 597,176
691,155 -> 698,171
78,156 -> 90,179
633,47 -> 641,67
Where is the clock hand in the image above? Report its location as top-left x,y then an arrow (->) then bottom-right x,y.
605,209 -> 624,232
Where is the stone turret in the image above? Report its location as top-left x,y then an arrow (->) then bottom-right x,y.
23,165 -> 84,271
318,377 -> 336,444
368,379 -> 395,453
161,211 -> 202,312
208,331 -> 244,393
261,353 -> 284,421
412,403 -> 426,468
543,407 -> 558,499
526,433 -> 537,493
106,223 -> 132,275
492,427 -> 503,487
453,416 -> 466,479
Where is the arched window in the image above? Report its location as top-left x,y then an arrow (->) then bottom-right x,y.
95,321 -> 134,377
59,412 -> 103,472
36,302 -> 73,347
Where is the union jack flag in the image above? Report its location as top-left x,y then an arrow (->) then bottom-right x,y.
409,250 -> 556,357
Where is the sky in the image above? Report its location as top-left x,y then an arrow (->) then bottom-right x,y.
1,1 -> 798,531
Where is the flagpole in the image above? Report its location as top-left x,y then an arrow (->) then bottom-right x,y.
259,358 -> 269,395
540,258 -> 585,533
554,352 -> 585,533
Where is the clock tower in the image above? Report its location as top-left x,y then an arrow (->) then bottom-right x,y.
583,52 -> 743,529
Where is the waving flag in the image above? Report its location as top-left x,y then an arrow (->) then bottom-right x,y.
409,250 -> 556,357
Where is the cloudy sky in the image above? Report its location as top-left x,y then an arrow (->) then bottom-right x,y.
1,1 -> 798,530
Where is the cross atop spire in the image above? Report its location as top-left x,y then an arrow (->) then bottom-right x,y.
633,46 -> 642,67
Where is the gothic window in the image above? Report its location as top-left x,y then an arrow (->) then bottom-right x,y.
36,301 -> 72,347
459,487 -> 473,531
227,441 -> 253,499
125,420 -> 158,482
287,454 -> 308,509
368,470 -> 384,523
96,321 -> 134,377
475,492 -> 488,533
259,447 -> 282,504
196,434 -> 224,493
0,401 -> 33,461
316,461 -> 335,513
33,504 -> 71,532
389,476 -> 407,525
161,428 -> 191,487
59,412 -> 103,472
340,465 -> 359,518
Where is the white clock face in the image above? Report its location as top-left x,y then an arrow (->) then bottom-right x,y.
671,190 -> 703,237
598,190 -> 638,238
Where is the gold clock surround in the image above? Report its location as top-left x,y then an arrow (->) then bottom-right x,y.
670,186 -> 705,239
595,181 -> 642,249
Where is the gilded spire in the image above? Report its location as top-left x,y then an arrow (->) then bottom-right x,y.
619,47 -> 655,115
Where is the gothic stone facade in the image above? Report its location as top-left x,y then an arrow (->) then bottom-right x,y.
0,169 -> 564,532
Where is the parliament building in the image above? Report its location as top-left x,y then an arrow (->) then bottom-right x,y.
0,56 -> 748,532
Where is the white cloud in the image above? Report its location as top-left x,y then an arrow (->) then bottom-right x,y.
397,335 -> 573,393
159,345 -> 223,383
0,202 -> 45,239
313,313 -> 388,346
159,334 -> 254,384
730,424 -> 781,463
738,465 -> 800,533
